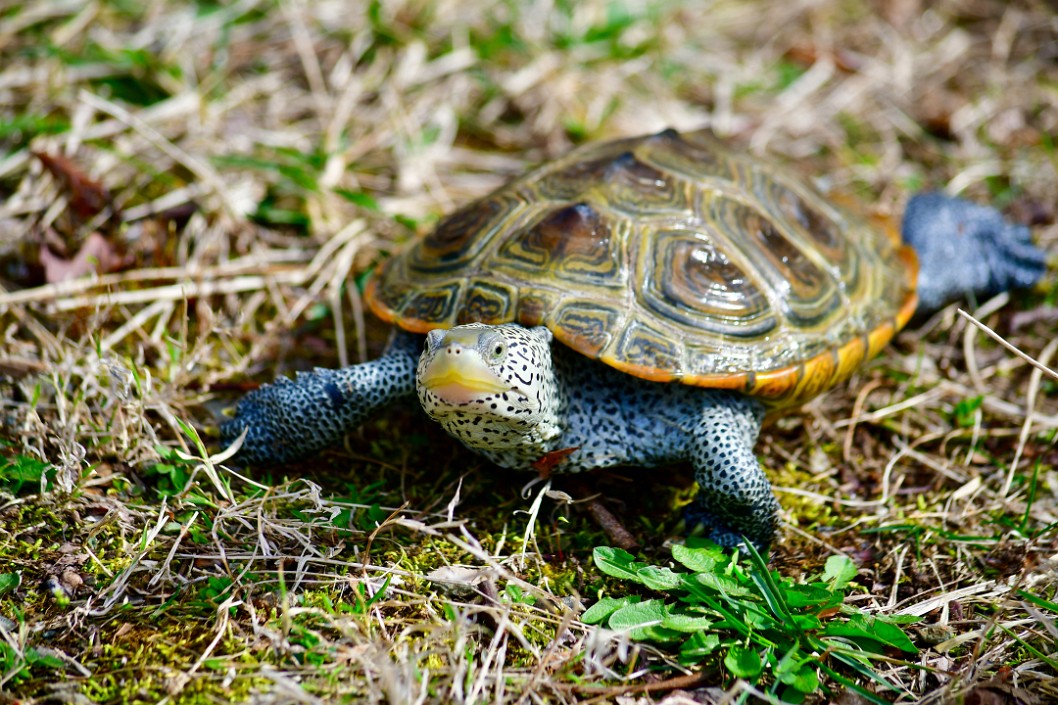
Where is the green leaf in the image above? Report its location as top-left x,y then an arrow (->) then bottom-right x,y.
995,621 -> 1058,673
26,648 -> 65,669
581,596 -> 634,625
608,599 -> 665,630
608,600 -> 681,642
0,454 -> 52,493
954,395 -> 984,428
775,649 -> 820,693
784,583 -> 840,609
1016,588 -> 1058,614
587,540 -> 916,698
743,543 -> 800,629
679,631 -> 721,662
822,555 -> 858,590
154,444 -> 179,460
749,570 -> 795,624
697,571 -> 754,597
593,547 -> 645,583
637,565 -> 683,591
333,188 -> 380,211
824,615 -> 917,653
744,608 -> 781,631
364,575 -> 392,609
724,645 -> 763,679
0,573 -> 19,596
0,113 -> 70,143
792,614 -> 823,631
505,585 -> 535,606
822,622 -> 882,647
661,605 -> 713,632
866,618 -> 918,653
0,642 -> 27,682
671,542 -> 724,573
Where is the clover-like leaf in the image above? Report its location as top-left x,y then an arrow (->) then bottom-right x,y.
608,599 -> 681,642
637,565 -> 684,591
679,631 -> 721,663
822,555 -> 858,591
593,547 -> 646,583
671,542 -> 724,573
582,596 -> 636,625
724,645 -> 763,679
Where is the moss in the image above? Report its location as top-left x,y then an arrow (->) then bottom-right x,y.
772,460 -> 838,531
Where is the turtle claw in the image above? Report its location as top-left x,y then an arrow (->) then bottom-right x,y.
992,224 -> 1048,292
682,504 -> 757,549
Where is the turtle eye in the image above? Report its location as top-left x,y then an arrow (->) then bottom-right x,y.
490,341 -> 508,361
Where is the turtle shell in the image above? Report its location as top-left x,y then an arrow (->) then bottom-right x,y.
366,128 -> 918,408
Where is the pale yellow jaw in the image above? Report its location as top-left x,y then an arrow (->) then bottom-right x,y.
420,348 -> 508,404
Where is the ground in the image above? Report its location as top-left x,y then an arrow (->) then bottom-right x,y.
1,1 -> 1057,703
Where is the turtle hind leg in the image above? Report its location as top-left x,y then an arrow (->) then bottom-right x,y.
221,331 -> 422,465
902,192 -> 1047,314
685,392 -> 779,549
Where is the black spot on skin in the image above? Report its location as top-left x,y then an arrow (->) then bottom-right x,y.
323,380 -> 346,409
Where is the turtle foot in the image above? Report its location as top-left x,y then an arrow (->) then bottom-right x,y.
221,369 -> 355,465
220,339 -> 420,465
903,192 -> 1047,313
682,500 -> 776,551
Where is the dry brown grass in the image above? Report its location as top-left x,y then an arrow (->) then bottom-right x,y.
1,0 -> 1057,703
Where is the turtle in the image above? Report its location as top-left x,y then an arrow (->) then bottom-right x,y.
221,128 -> 1046,548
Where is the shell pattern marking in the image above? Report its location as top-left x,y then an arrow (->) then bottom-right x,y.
367,129 -> 917,408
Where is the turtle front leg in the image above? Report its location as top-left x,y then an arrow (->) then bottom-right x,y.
221,332 -> 423,464
685,392 -> 779,549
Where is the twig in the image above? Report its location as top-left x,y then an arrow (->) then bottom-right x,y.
958,309 -> 1058,381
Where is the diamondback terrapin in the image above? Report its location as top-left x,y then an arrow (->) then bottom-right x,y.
221,128 -> 1046,548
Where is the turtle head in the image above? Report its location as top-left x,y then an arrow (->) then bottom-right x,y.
416,323 -> 565,454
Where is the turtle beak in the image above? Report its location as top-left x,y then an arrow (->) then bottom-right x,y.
420,330 -> 508,401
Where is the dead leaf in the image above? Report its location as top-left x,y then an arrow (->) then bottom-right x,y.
60,568 -> 84,592
915,87 -> 966,140
0,357 -> 48,376
426,565 -> 498,598
784,44 -> 861,73
33,151 -> 115,221
40,231 -> 126,283
965,683 -> 1041,705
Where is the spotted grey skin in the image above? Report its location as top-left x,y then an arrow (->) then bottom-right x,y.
415,323 -> 777,547
225,331 -> 422,463
416,324 -> 566,467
